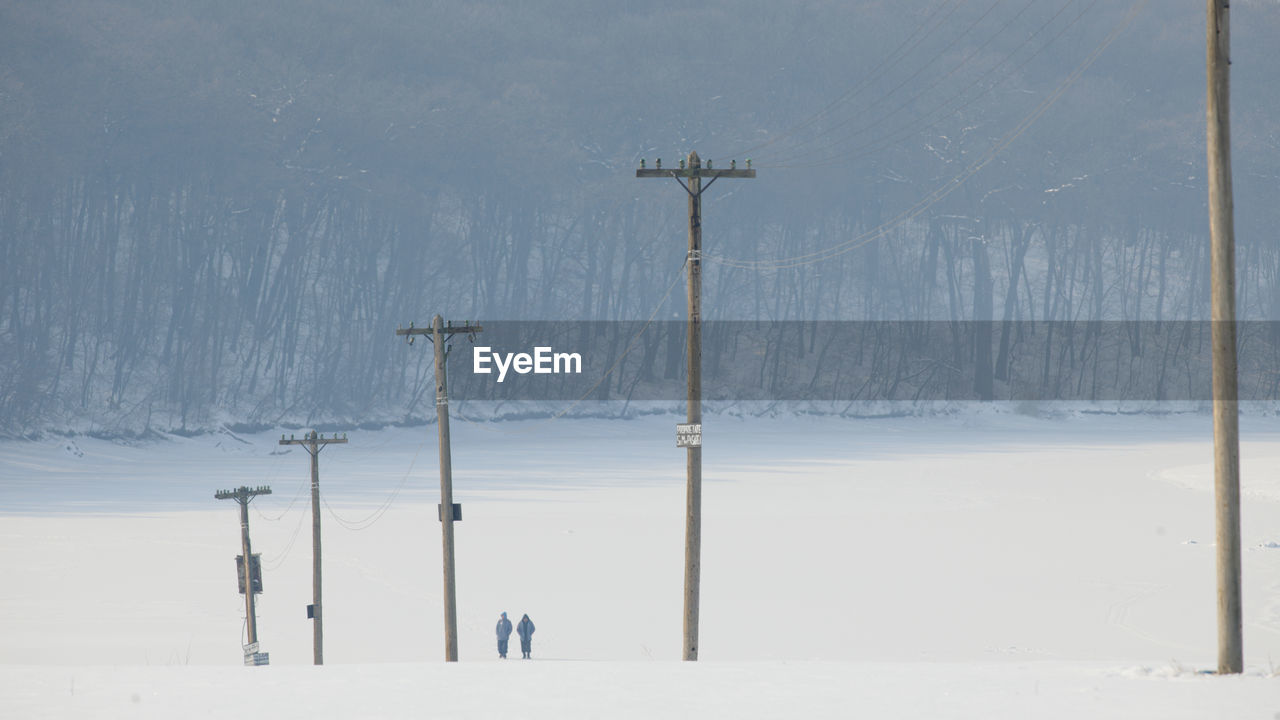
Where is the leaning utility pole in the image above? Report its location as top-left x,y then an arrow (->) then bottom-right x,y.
637,151 -> 755,661
396,315 -> 482,662
215,485 -> 272,654
278,430 -> 347,666
1207,0 -> 1242,675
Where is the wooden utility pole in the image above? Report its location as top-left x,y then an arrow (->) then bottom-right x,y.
278,430 -> 347,666
637,151 -> 755,661
396,315 -> 482,662
1207,0 -> 1242,675
215,485 -> 272,653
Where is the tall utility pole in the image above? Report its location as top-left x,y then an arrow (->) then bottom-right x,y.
278,430 -> 347,666
215,485 -> 272,652
637,151 -> 755,661
1206,0 -> 1242,675
396,315 -> 482,662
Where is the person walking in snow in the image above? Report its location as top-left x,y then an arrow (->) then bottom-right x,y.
496,611 -> 513,659
516,613 -> 535,659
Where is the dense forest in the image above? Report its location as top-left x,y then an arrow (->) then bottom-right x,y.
2,0 -> 1279,434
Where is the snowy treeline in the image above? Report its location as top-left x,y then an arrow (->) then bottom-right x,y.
7,183 -> 1280,434
2,1 -> 1279,433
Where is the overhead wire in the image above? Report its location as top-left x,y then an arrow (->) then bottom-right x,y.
760,0 -> 1059,169
733,0 -> 968,160
253,426 -> 425,556
321,434 -> 427,531
248,433 -> 319,569
244,441 -> 317,570
252,465 -> 309,522
261,498 -> 309,570
763,0 -> 1094,169
705,0 -> 1149,271
749,0 -> 1012,167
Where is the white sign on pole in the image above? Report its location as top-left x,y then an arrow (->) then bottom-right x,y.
676,423 -> 702,448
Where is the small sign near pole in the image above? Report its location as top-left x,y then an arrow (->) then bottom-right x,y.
676,423 -> 702,448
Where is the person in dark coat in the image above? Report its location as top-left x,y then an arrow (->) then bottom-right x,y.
516,613 -> 535,659
495,612 -> 513,658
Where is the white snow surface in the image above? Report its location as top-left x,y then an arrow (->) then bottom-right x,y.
2,409 -> 1280,718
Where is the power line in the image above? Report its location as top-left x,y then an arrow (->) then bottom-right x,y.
758,0 -> 1063,168
261,499 -> 309,571
751,0 -> 1017,167
253,470 -> 309,522
706,0 -> 1148,271
732,0 -> 970,159
321,435 -> 427,531
762,0 -> 1095,169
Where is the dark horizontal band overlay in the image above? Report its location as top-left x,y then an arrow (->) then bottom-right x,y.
415,320 -> 1278,402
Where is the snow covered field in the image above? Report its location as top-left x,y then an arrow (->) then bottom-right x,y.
2,409 -> 1279,718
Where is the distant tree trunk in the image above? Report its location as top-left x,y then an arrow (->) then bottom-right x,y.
972,231 -> 994,400
995,221 -> 1032,382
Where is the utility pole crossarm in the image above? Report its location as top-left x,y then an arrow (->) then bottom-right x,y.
396,324 -> 483,338
636,168 -> 756,179
278,432 -> 348,449
215,486 -> 273,501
